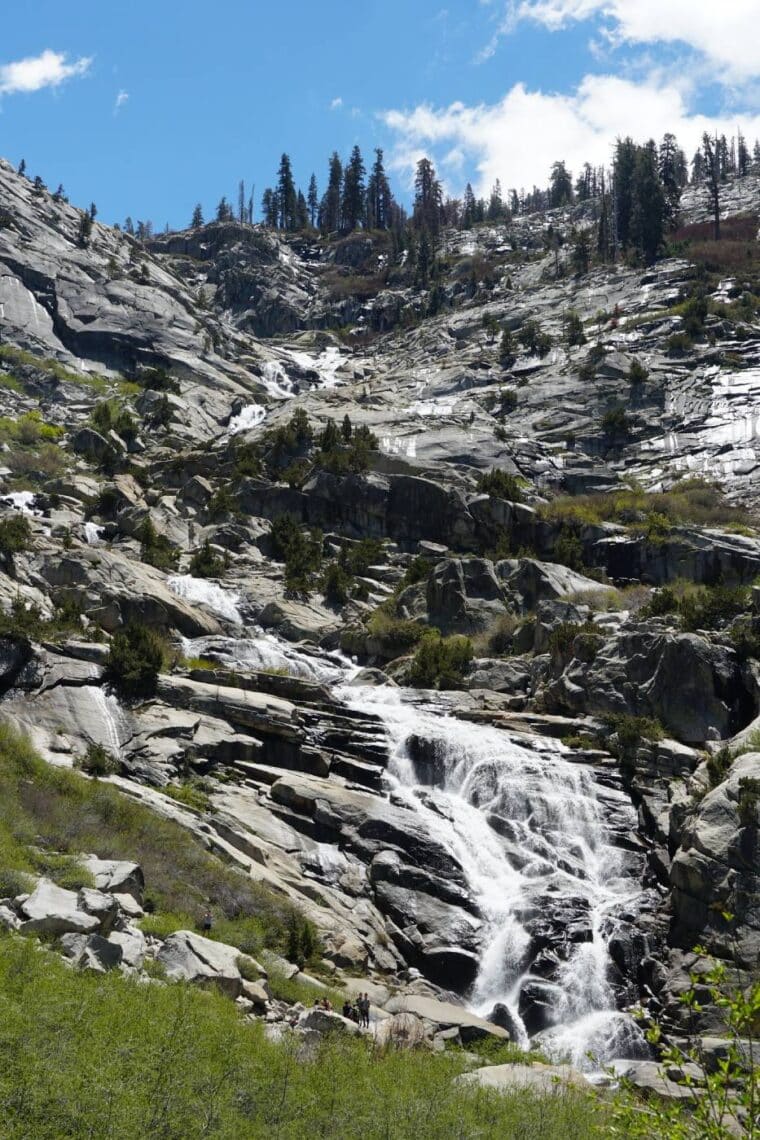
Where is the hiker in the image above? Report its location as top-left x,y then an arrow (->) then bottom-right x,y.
201,908 -> 213,933
358,993 -> 370,1028
342,1000 -> 353,1019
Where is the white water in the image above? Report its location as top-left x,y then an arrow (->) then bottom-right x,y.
260,361 -> 295,400
166,575 -> 244,625
228,403 -> 267,434
84,522 -> 105,545
2,490 -> 42,517
89,686 -> 127,757
335,683 -> 647,1067
163,624 -> 647,1065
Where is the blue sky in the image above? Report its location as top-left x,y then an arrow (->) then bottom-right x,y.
1,1 -> 759,228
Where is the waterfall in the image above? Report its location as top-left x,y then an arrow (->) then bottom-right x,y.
337,683 -> 648,1067
167,575 -> 244,625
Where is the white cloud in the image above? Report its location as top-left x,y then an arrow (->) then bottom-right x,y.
330,96 -> 343,110
497,1 -> 760,83
0,50 -> 92,97
114,89 -> 129,113
382,73 -> 760,197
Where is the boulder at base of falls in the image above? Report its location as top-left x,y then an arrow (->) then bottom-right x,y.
669,751 -> 760,965
456,1062 -> 590,1094
156,931 -> 266,998
384,994 -> 509,1043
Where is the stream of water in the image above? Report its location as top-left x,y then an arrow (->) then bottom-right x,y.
177,597 -> 648,1067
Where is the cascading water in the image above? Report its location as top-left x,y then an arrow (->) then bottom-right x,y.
337,683 -> 649,1067
159,579 -> 647,1067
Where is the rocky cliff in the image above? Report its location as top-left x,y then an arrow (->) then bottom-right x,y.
0,156 -> 759,1071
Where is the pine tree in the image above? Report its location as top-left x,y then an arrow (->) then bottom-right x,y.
89,202 -> 98,220
52,184 -> 66,203
191,203 -> 204,229
413,158 -> 442,233
613,137 -> 638,251
320,152 -> 343,233
216,197 -> 232,222
691,149 -> 705,183
341,145 -> 366,231
261,189 -> 278,228
366,149 -> 392,230
17,158 -> 26,177
295,190 -> 309,230
238,180 -> 246,223
658,133 -> 687,230
276,154 -> 297,231
487,180 -> 505,222
462,183 -> 476,229
702,133 -> 721,241
307,174 -> 319,228
549,161 -> 574,207
737,131 -> 750,177
630,141 -> 666,264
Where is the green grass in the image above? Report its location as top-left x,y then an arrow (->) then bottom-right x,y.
540,478 -> 753,534
0,345 -> 108,393
0,935 -> 605,1139
0,721 -> 304,959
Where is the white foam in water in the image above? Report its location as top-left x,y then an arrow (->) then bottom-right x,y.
2,491 -> 42,517
180,631 -> 356,685
167,576 -> 243,625
288,346 -> 344,389
89,686 -> 127,756
228,403 -> 266,434
84,522 -> 105,545
260,361 -> 295,399
337,682 -> 646,1067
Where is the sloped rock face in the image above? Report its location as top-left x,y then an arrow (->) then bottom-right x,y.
546,629 -> 757,743
670,752 -> 760,966
157,931 -> 265,997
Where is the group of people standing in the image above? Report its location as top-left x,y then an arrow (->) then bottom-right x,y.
342,993 -> 371,1028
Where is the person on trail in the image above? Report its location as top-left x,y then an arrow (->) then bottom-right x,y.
358,993 -> 370,1028
202,908 -> 213,933
342,1000 -> 353,1019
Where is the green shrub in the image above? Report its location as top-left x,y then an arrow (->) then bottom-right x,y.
366,608 -> 426,656
667,331 -> 692,354
738,777 -> 760,828
189,540 -> 226,579
477,468 -> 523,502
322,561 -> 352,605
138,517 -> 179,571
105,623 -> 164,700
163,780 -> 211,813
138,365 -> 180,393
628,358 -> 649,384
642,585 -> 680,618
706,747 -> 732,787
286,913 -> 319,970
564,311 -> 586,347
402,555 -> 433,586
554,527 -> 584,571
679,584 -> 748,632
408,631 -> 473,690
91,399 -> 137,442
340,538 -> 384,577
601,406 -> 631,439
270,514 -> 323,595
0,514 -> 32,564
75,742 -> 120,777
605,714 -> 664,767
518,319 -> 552,357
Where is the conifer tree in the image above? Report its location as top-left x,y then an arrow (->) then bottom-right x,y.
261,188 -> 278,228
341,145 -> 366,231
277,154 -> 297,231
238,180 -> 246,223
549,161 -> 574,207
320,152 -> 343,233
307,174 -> 319,228
462,183 -> 476,228
413,158 -> 442,233
702,133 -> 721,241
487,180 -> 505,222
191,204 -> 204,229
658,132 -> 687,230
366,149 -> 392,230
216,197 -> 233,222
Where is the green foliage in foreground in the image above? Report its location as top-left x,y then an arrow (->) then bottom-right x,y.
0,722 -> 302,958
408,631 -> 474,690
105,622 -> 165,700
0,936 -> 603,1140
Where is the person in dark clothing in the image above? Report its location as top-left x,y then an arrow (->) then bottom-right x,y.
342,1000 -> 353,1019
201,909 -> 213,933
358,993 -> 370,1028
